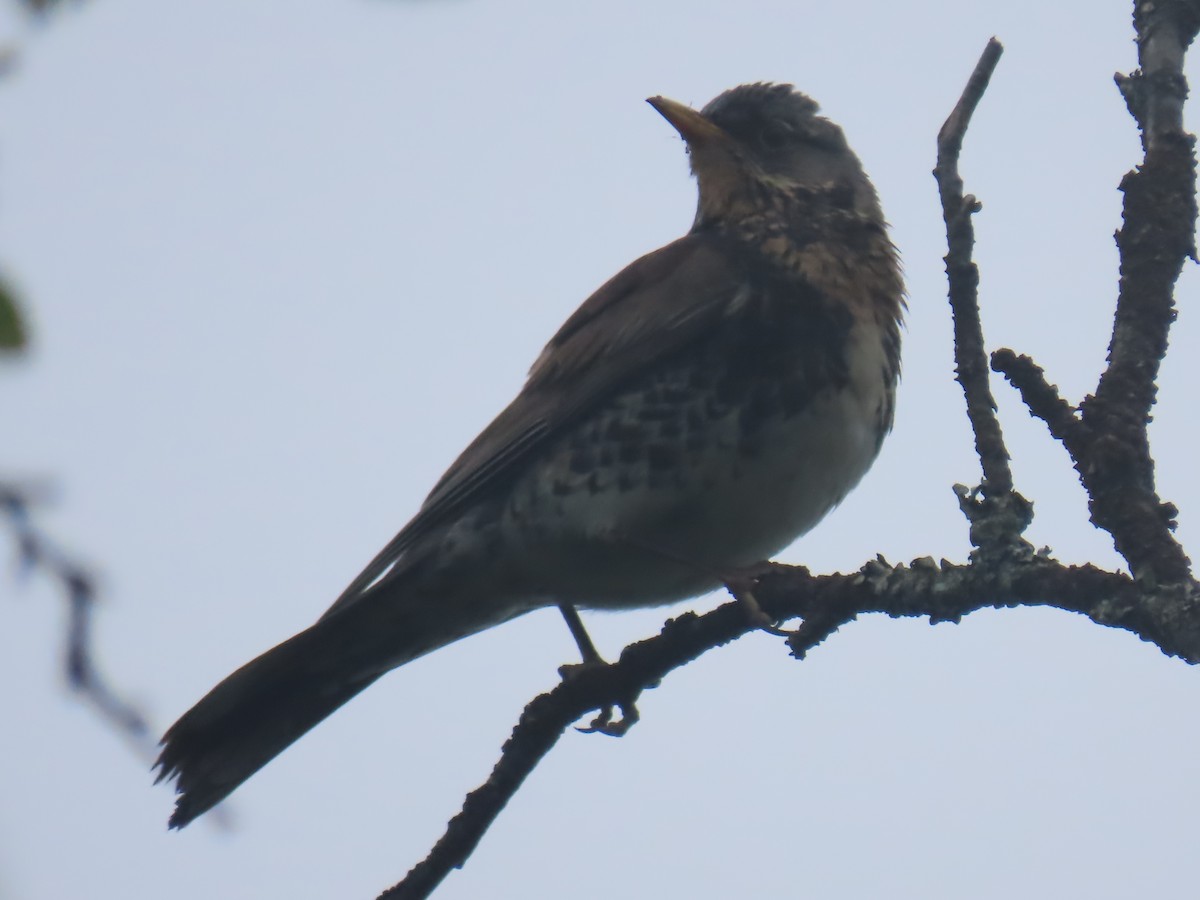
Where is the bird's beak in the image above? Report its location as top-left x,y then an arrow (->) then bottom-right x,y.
648,94 -> 750,227
647,96 -> 731,148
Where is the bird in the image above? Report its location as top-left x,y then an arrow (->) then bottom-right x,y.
155,82 -> 904,828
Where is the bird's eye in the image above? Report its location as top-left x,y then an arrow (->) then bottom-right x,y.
758,124 -> 789,150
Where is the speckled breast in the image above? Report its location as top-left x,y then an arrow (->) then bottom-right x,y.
498,278 -> 898,608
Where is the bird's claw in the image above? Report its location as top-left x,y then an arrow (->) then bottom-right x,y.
559,660 -> 641,736
723,561 -> 793,636
576,699 -> 640,737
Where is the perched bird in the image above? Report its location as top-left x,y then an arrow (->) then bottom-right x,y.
155,82 -> 904,828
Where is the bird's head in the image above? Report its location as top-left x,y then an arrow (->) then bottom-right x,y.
648,83 -> 880,229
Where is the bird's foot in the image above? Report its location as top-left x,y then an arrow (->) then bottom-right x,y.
558,654 -> 641,737
722,560 -> 792,637
576,698 -> 640,737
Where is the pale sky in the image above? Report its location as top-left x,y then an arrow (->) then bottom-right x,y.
3,1 -> 1199,898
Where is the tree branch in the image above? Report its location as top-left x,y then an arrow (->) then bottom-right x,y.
933,40 -> 1010,498
992,1 -> 1199,584
1,481 -> 153,751
1080,0 -> 1198,582
931,40 -> 1036,559
990,350 -> 1085,448
380,548 -> 1200,900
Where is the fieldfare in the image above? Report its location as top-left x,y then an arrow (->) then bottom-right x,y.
156,82 -> 904,827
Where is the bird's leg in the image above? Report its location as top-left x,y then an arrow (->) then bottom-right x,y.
557,602 -> 606,666
720,560 -> 793,637
555,603 -> 641,737
612,532 -> 791,635
561,540 -> 791,739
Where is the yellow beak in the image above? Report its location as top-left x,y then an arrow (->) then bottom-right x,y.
646,96 -> 732,147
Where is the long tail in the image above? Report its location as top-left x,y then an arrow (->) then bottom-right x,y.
155,587 -> 510,828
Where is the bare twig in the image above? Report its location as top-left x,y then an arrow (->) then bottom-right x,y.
934,40 -> 1010,497
990,350 -> 1084,449
1,481 -> 153,751
932,40 -> 1035,556
992,2 -> 1198,584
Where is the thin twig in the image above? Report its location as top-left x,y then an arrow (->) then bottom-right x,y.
934,39 -> 1012,501
933,40 -> 1036,556
990,350 -> 1085,449
1,482 -> 153,751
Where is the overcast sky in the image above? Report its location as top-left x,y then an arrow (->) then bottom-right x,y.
2,1 -> 1199,898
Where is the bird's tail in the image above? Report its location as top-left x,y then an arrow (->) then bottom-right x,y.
155,587 -> 510,828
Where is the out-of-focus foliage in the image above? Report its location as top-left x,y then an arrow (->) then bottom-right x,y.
0,276 -> 27,351
20,0 -> 69,14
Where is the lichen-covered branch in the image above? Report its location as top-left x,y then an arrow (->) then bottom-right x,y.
378,547 -> 1200,900
1082,0 -> 1197,580
990,350 -> 1084,449
933,39 -> 1012,501
932,40 -> 1037,559
992,1 -> 1198,584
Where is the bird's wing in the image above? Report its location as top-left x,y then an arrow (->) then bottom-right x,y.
322,231 -> 746,618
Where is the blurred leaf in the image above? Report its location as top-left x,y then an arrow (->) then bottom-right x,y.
0,277 -> 28,352
20,0 -> 66,14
